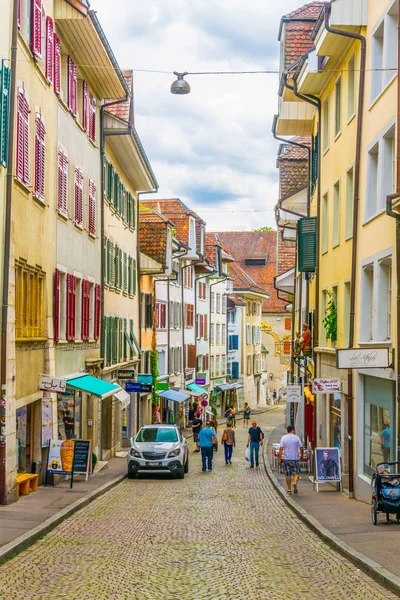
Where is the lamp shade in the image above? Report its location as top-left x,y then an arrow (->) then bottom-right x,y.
171,72 -> 190,95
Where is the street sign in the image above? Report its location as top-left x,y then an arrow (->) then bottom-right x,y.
118,369 -> 136,380
125,382 -> 142,393
39,376 -> 66,394
286,384 -> 302,403
155,382 -> 169,391
313,378 -> 341,393
201,399 -> 208,407
336,348 -> 390,369
138,374 -> 153,385
140,384 -> 153,393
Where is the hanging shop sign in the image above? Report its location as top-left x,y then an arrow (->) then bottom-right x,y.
118,369 -> 136,380
286,384 -> 302,403
126,382 -> 152,393
39,376 -> 66,394
196,378 -> 206,385
138,374 -> 153,385
313,378 -> 341,393
155,382 -> 169,391
336,348 -> 390,370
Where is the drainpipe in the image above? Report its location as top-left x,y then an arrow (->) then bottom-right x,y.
0,0 -> 18,505
323,2 -> 366,498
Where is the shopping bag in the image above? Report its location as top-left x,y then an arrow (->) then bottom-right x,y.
245,447 -> 250,461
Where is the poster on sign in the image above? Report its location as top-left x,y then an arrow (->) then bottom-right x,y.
313,378 -> 341,393
41,398 -> 54,447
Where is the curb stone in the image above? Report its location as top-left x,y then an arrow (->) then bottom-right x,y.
263,427 -> 400,597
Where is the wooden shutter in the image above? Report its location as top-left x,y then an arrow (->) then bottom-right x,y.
89,93 -> 96,142
81,279 -> 90,341
123,252 -> 128,291
109,241 -> 115,286
200,314 -> 204,338
298,217 -> 317,272
57,149 -> 68,214
232,361 -> 239,380
32,0 -> 42,60
54,269 -> 60,342
67,57 -> 77,115
45,17 -> 53,83
16,89 -> 29,184
94,284 -> 101,340
0,61 -> 11,167
132,259 -> 136,295
285,317 -> 291,331
74,167 -> 83,226
187,344 -> 196,369
54,34 -> 61,95
66,274 -> 76,340
88,179 -> 96,235
82,81 -> 88,132
34,114 -> 45,201
204,314 -> 208,339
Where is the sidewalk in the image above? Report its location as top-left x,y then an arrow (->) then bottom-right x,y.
267,422 -> 400,586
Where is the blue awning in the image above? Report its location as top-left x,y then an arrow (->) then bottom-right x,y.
187,383 -> 208,396
157,390 -> 190,403
216,383 -> 243,392
67,375 -> 122,400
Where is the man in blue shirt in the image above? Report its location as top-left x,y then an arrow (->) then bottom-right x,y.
198,421 -> 217,472
381,423 -> 391,463
247,421 -> 263,468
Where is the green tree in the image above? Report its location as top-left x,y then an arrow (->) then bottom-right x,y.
253,226 -> 275,232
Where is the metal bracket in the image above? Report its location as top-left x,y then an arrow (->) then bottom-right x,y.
389,348 -> 395,369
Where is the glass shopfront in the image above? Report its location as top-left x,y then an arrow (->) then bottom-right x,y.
330,393 -> 342,452
57,389 -> 82,440
364,376 -> 395,477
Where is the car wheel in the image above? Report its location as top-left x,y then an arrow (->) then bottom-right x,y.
184,456 -> 189,473
127,471 -> 136,479
176,468 -> 185,479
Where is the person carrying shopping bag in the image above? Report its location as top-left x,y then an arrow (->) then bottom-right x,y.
221,422 -> 236,465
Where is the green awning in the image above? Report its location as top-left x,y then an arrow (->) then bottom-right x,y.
187,383 -> 208,396
67,375 -> 122,400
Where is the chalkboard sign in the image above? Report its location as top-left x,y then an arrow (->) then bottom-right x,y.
73,440 -> 91,480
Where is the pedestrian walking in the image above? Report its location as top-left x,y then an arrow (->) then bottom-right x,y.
225,406 -> 233,424
188,404 -> 195,423
198,421 -> 217,472
210,414 -> 218,431
221,422 -> 236,464
231,406 -> 237,428
191,413 -> 202,452
63,410 -> 74,440
247,421 -> 263,468
243,402 -> 251,428
278,425 -> 304,495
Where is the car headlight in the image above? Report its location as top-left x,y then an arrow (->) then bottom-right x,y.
130,449 -> 141,458
168,448 -> 181,458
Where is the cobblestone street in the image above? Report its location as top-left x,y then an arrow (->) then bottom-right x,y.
0,409 -> 396,600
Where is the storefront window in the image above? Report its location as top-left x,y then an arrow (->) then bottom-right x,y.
330,393 -> 342,452
364,377 -> 394,477
16,405 -> 31,473
57,390 -> 81,440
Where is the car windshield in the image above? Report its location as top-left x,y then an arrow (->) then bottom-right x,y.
136,428 -> 178,443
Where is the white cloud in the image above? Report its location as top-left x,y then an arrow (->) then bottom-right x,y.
92,0 -> 308,230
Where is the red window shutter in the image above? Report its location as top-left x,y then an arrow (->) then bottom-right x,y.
16,90 -> 30,185
32,0 -> 42,60
74,167 -> 83,226
285,317 -> 291,331
89,93 -> 96,142
187,344 -> 196,369
54,34 -> 61,95
72,63 -> 77,116
22,93 -> 30,184
66,273 -> 76,340
82,81 -> 88,131
34,114 -> 45,201
58,149 -> 68,215
161,304 -> 166,329
54,269 -> 60,342
67,57 -> 77,115
45,17 -> 53,84
81,279 -> 90,341
94,284 -> 101,340
88,179 -> 96,235
200,314 -> 204,338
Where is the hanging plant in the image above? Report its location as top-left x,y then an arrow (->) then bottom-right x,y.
322,290 -> 337,343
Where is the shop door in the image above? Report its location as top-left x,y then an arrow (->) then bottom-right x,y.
16,405 -> 33,473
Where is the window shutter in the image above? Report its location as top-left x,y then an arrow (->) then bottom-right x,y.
17,89 -> 30,185
45,17 -> 53,84
204,314 -> 208,339
94,284 -> 101,340
132,259 -> 136,295
123,252 -> 128,291
109,241 -> 115,286
81,280 -> 89,340
187,344 -> 196,369
66,274 -> 76,340
88,179 -> 96,235
298,217 -> 317,272
17,0 -> 21,29
232,334 -> 239,350
54,34 -> 61,95
57,149 -> 68,215
284,317 -> 291,331
107,163 -> 113,201
82,81 -> 88,132
67,57 -> 77,115
232,361 -> 239,380
54,269 -> 60,342
34,114 -> 45,201
0,61 -> 11,167
311,133 -> 319,195
89,93 -> 96,142
119,247 -> 123,290
32,0 -> 42,60
74,167 -> 83,226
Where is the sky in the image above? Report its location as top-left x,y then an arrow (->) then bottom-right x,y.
92,0 -> 308,231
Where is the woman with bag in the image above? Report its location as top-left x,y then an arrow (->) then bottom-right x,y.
243,402 -> 251,428
221,422 -> 236,465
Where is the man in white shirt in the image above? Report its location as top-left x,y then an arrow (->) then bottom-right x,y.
278,425 -> 304,495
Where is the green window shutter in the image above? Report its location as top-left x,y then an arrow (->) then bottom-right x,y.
109,240 -> 115,286
132,195 -> 136,229
103,236 -> 108,284
128,256 -> 132,294
119,249 -> 123,290
121,183 -> 125,219
112,317 -> 118,364
130,329 -> 142,356
123,252 -> 128,292
125,329 -> 136,357
132,258 -> 137,295
102,156 -> 107,198
127,193 -> 131,227
107,163 -> 113,202
123,318 -> 127,361
0,61 -> 11,167
114,245 -> 119,288
311,133 -> 319,195
298,217 -> 317,272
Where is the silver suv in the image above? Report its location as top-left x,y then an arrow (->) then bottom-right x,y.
127,424 -> 189,479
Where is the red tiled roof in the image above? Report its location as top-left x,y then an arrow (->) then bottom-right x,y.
142,198 -> 205,248
277,137 -> 310,161
105,70 -> 134,124
283,2 -> 323,20
277,232 -> 296,276
284,21 -> 317,68
139,209 -> 170,265
228,263 -> 267,295
213,231 -> 289,313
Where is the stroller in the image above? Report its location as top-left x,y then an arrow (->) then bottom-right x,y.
371,461 -> 400,525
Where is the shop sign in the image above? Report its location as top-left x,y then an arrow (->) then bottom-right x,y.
336,348 -> 390,369
140,384 -> 152,393
125,382 -> 143,393
313,378 -> 341,393
185,373 -> 194,382
196,378 -> 206,385
138,374 -> 153,384
39,376 -> 66,394
73,440 -> 91,480
286,385 -> 302,403
156,382 -> 169,391
47,439 -> 75,475
118,369 -> 136,380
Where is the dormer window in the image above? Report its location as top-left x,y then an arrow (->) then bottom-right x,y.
188,217 -> 196,253
199,226 -> 205,255
245,258 -> 268,266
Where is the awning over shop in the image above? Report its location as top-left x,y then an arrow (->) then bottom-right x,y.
172,387 -> 199,398
216,383 -> 243,392
187,383 -> 208,396
157,390 -> 190,403
66,375 -> 122,400
114,389 -> 130,408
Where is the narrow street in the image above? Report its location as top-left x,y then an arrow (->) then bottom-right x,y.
0,409 -> 394,600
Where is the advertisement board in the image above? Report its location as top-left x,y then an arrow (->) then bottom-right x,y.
313,378 -> 341,393
314,447 -> 342,492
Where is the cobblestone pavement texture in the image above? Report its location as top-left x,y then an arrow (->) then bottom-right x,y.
0,410 -> 396,600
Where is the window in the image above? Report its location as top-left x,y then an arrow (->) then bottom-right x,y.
382,125 -> 395,205
247,355 -> 252,375
216,323 -> 221,345
321,289 -> 327,346
66,273 -> 76,340
156,302 -> 167,330
366,142 -> 379,219
210,356 -> 215,378
221,355 -> 226,375
34,113 -> 45,202
332,285 -> 338,347
188,217 -> 196,253
246,324 -> 251,344
211,292 -> 215,313
371,3 -> 398,102
15,260 -> 45,339
334,77 -> 341,137
345,167 -> 354,239
216,294 -> 221,313
74,167 -> 83,227
321,192 -> 329,254
57,148 -> 68,216
222,295 -> 226,314
45,16 -> 53,84
16,88 -> 30,185
221,324 -> 226,345
210,323 -> 215,345
361,264 -> 374,342
363,376 -> 394,477
184,303 -> 194,327
377,257 -> 393,341
197,355 -> 203,372
175,302 -> 181,329
322,96 -> 329,152
88,93 -> 96,143
343,280 -> 351,347
141,293 -> 153,329
332,180 -> 340,248
245,258 -> 267,266
216,356 -> 220,376
67,56 -> 77,116
347,54 -> 356,120
198,282 -> 206,300
88,179 -> 96,236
